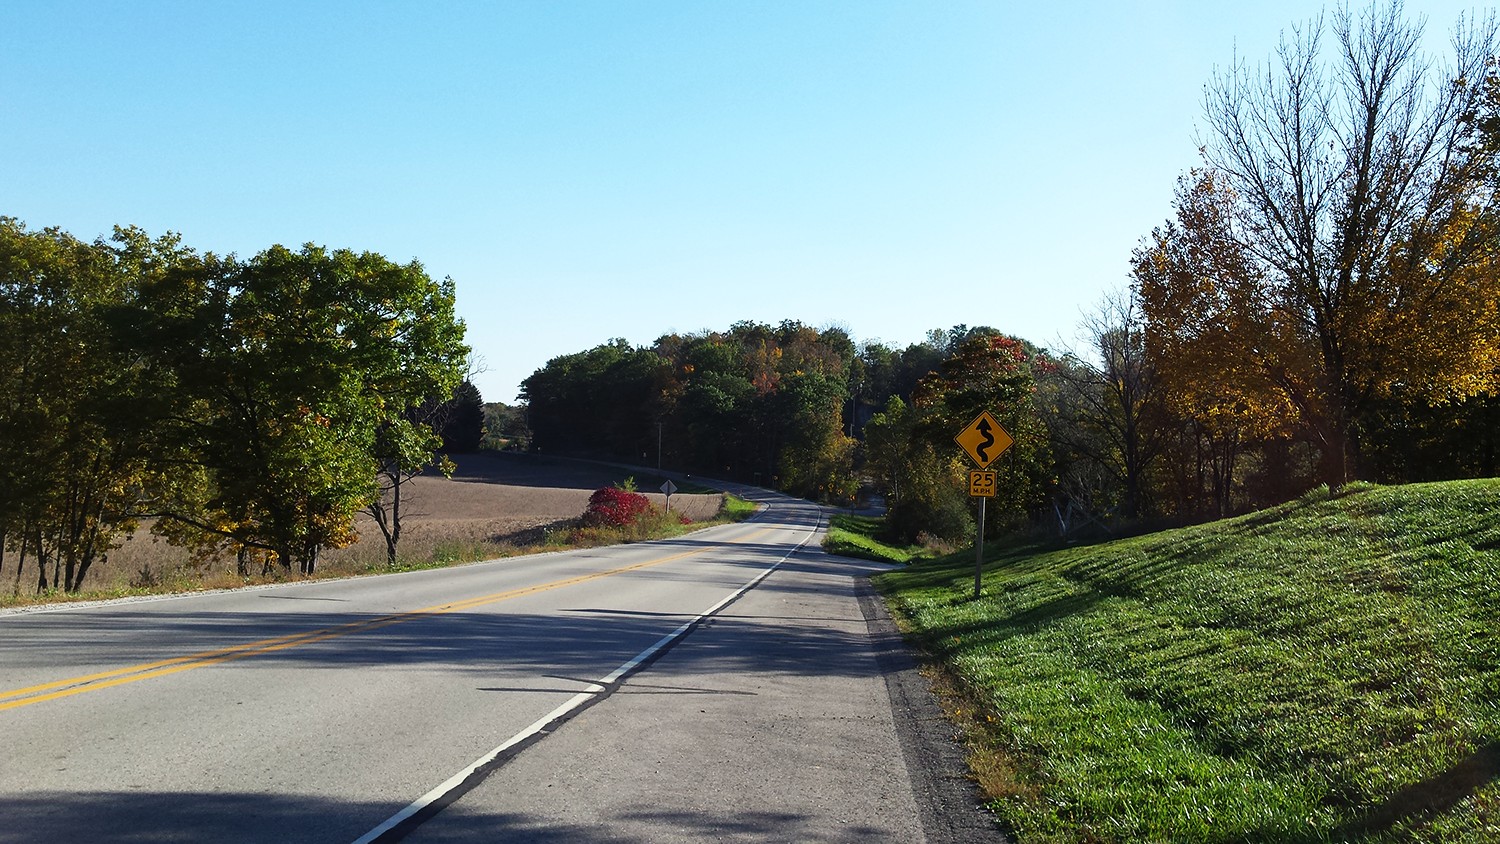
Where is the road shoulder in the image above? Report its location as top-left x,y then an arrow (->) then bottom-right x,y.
851,560 -> 1010,843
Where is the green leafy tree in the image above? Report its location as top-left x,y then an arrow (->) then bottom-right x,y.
772,368 -> 857,502
481,402 -> 531,451
368,376 -> 485,569
141,243 -> 467,574
439,380 -> 485,453
864,395 -> 972,543
366,413 -> 451,569
523,322 -> 859,498
911,334 -> 1053,530
0,219 -> 165,593
522,340 -> 668,460
864,333 -> 1053,542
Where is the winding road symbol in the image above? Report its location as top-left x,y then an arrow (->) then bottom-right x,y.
974,417 -> 996,463
955,411 -> 1013,469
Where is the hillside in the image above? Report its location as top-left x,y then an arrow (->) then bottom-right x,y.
876,479 -> 1500,843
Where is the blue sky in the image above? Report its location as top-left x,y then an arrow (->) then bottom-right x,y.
1,1 -> 1482,402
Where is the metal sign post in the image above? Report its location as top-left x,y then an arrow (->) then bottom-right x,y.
974,496 -> 987,599
968,469 -> 997,599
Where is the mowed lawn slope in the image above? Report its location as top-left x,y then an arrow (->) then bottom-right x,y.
877,479 -> 1500,843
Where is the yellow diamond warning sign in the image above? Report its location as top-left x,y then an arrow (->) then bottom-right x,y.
955,411 -> 1013,469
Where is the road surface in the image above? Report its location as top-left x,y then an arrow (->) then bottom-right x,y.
0,493 -> 1003,842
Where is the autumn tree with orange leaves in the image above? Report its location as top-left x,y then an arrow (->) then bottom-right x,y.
1141,2 -> 1500,486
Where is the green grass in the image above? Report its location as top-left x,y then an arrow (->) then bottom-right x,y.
823,513 -> 933,565
720,493 -> 759,521
876,479 -> 1500,843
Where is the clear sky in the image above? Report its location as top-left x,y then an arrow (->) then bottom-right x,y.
1,1 -> 1484,402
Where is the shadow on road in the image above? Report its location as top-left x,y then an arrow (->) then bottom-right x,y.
0,789 -> 892,844
1,551 -> 895,689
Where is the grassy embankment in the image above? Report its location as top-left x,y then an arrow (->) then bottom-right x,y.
0,485 -> 758,610
875,479 -> 1500,843
823,513 -> 940,565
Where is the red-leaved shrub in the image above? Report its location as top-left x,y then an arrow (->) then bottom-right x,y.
581,486 -> 652,528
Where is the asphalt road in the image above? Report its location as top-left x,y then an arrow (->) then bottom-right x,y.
0,493 -> 1005,843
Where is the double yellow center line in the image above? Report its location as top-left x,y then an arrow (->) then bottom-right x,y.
1,527 -> 773,713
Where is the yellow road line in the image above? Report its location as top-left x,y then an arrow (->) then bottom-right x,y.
0,527 -> 775,713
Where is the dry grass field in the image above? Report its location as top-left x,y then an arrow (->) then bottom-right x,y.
25,453 -> 724,597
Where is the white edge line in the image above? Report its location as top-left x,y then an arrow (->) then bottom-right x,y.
348,688 -> 599,844
350,510 -> 823,844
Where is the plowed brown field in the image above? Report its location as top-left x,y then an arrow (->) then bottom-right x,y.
87,453 -> 723,593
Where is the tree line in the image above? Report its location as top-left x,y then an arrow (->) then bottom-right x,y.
520,322 -> 1054,540
525,3 -> 1500,544
0,219 -> 473,592
522,321 -> 862,500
